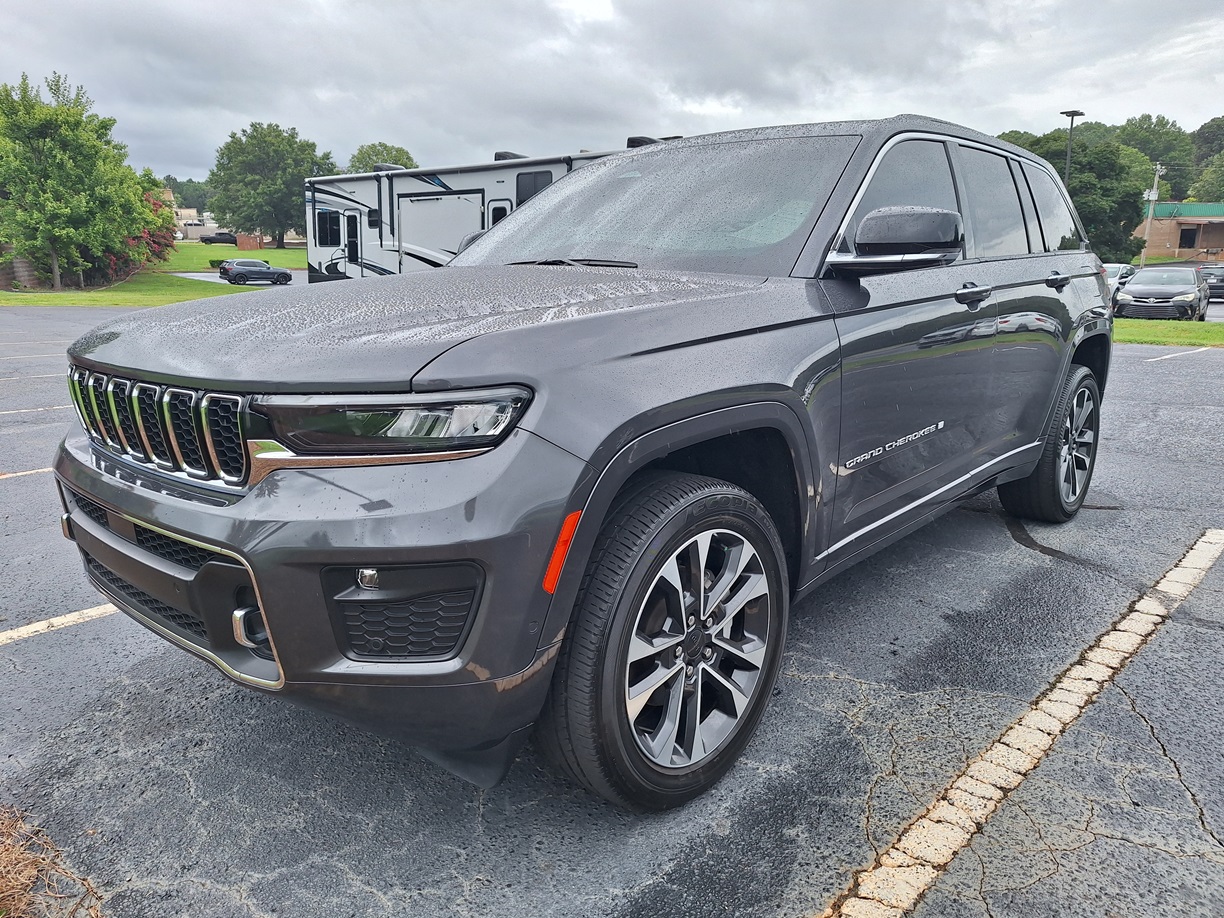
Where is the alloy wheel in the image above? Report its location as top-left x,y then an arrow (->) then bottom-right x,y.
1059,385 -> 1096,506
623,528 -> 773,769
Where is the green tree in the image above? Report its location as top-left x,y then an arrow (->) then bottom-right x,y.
162,174 -> 211,213
1116,144 -> 1171,201
347,142 -> 418,173
1188,151 -> 1224,203
0,73 -> 166,289
207,123 -> 336,248
1002,130 -> 1146,263
1192,116 -> 1224,165
1114,114 -> 1197,198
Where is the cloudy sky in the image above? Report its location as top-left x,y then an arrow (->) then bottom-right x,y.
4,0 -> 1224,179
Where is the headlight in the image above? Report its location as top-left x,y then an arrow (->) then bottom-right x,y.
252,386 -> 531,455
1171,293 -> 1196,302
1115,292 -> 1133,303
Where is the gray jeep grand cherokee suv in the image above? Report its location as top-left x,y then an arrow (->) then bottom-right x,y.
56,116 -> 1111,810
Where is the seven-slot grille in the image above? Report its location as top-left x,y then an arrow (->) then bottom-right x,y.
68,366 -> 247,485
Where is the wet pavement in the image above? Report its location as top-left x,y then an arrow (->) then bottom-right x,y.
1,305 -> 1221,917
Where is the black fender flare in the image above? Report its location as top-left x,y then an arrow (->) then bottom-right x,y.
535,400 -> 820,651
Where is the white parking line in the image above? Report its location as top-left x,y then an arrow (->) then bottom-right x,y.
0,405 -> 71,415
1145,347 -> 1210,362
0,604 -> 117,647
818,529 -> 1224,918
0,354 -> 62,360
0,374 -> 62,382
0,340 -> 70,346
0,468 -> 53,480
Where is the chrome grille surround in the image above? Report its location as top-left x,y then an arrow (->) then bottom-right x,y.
69,366 -> 249,487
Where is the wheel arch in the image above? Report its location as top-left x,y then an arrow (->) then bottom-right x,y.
1070,330 -> 1111,396
536,402 -> 817,651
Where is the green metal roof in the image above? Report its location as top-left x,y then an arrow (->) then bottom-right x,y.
1153,203 -> 1224,217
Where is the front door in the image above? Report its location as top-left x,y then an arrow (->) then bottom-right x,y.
822,138 -> 998,559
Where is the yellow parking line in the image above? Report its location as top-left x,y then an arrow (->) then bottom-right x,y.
0,604 -> 118,647
0,468 -> 53,480
818,529 -> 1224,917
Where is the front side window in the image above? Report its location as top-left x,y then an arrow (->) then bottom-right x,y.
844,140 -> 959,253
958,147 -> 1029,259
454,135 -> 858,276
1022,164 -> 1083,251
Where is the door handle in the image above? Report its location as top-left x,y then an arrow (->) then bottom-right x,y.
954,283 -> 992,306
1045,272 -> 1071,290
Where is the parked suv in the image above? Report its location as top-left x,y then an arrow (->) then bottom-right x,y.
219,259 -> 292,285
55,116 -> 1111,810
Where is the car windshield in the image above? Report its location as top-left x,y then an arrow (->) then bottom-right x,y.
1130,268 -> 1197,286
1104,265 -> 1122,278
450,135 -> 858,276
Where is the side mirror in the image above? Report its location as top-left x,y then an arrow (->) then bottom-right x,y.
456,229 -> 487,254
826,206 -> 963,276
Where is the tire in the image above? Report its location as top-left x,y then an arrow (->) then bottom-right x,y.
276,273 -> 291,285
998,364 -> 1100,523
536,472 -> 789,811
233,274 -> 248,285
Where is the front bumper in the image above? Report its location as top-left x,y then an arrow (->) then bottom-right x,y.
1114,300 -> 1196,319
54,426 -> 588,776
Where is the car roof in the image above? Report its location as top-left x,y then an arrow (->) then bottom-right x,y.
636,113 -> 1044,166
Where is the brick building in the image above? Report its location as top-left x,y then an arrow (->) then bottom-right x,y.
1135,202 -> 1224,262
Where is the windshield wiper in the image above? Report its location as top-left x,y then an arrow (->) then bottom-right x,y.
506,258 -> 638,268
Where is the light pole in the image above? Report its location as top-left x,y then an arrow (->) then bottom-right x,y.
1060,109 -> 1084,185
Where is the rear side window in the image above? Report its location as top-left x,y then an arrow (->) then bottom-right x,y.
958,147 -> 1029,259
516,171 -> 554,206
1022,164 -> 1083,251
845,140 -> 958,253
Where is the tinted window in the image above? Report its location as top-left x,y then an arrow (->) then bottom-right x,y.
1022,164 -> 1082,251
846,140 -> 958,252
316,210 -> 341,247
958,147 -> 1028,259
516,171 -> 554,206
454,136 -> 858,276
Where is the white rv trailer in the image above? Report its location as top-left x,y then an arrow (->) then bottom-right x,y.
305,142 -> 665,283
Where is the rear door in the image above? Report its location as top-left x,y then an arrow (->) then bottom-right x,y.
952,145 -> 1072,457
824,138 -> 998,557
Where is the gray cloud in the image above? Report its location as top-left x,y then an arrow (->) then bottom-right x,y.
3,0 -> 1222,180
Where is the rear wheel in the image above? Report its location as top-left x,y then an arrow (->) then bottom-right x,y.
233,274 -> 248,285
537,472 -> 788,811
998,364 -> 1100,523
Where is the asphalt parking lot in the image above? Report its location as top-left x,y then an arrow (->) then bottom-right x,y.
2,304 -> 1222,917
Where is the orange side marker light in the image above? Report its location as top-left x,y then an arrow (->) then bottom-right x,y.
542,510 -> 582,594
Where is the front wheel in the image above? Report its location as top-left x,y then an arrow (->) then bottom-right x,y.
275,273 -> 291,285
998,364 -> 1100,523
537,472 -> 788,811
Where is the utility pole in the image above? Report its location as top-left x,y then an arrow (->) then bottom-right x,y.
1060,109 -> 1084,184
1139,162 -> 1166,268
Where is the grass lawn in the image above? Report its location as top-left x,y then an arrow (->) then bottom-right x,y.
0,271 -> 257,307
153,242 -> 307,273
1114,317 -> 1224,347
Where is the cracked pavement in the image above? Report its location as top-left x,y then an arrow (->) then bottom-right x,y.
2,308 -> 1222,917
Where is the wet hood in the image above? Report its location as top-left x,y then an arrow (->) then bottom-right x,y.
68,266 -> 763,391
1120,282 -> 1198,298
